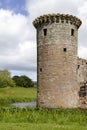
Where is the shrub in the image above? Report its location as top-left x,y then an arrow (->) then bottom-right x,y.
0,75 -> 16,88
12,75 -> 34,88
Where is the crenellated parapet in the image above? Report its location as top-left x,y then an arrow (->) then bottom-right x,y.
33,13 -> 82,29
78,57 -> 87,65
33,13 -> 83,108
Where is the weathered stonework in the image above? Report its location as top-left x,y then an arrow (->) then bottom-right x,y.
77,58 -> 87,108
33,13 -> 86,108
77,57 -> 87,83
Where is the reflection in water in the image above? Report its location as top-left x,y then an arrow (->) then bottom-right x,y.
11,102 -> 36,108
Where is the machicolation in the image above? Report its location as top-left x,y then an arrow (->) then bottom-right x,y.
33,13 -> 87,109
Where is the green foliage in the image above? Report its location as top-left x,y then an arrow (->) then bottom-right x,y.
0,69 -> 34,88
0,69 -> 16,88
12,76 -> 20,86
0,69 -> 11,77
12,75 -> 34,88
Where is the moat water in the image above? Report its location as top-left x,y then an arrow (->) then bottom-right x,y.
11,102 -> 36,108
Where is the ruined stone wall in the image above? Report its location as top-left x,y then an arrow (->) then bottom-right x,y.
33,14 -> 82,108
79,96 -> 87,109
77,57 -> 87,84
77,58 -> 87,108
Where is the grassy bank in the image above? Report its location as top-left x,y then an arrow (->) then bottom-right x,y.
0,123 -> 87,130
0,107 -> 87,124
0,87 -> 36,106
0,107 -> 87,129
0,87 -> 87,130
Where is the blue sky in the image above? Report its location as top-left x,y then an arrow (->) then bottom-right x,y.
0,0 -> 28,15
0,0 -> 86,81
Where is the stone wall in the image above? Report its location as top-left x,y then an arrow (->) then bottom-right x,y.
33,14 -> 82,108
77,57 -> 87,108
77,57 -> 87,84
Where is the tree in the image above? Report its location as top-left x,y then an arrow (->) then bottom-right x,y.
0,69 -> 16,88
12,76 -> 21,86
0,69 -> 11,77
12,75 -> 34,88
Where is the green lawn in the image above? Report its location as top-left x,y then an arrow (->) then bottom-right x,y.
0,87 -> 87,130
0,123 -> 87,130
0,87 -> 36,106
0,107 -> 86,129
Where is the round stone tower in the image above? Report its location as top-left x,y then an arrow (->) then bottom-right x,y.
33,14 -> 82,108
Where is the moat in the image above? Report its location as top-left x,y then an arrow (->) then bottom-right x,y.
11,102 -> 36,108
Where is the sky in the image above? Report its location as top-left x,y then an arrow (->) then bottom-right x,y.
0,0 -> 87,81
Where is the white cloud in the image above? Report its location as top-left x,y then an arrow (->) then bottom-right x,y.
78,46 -> 87,59
78,1 -> 87,16
27,0 -> 79,20
0,9 -> 37,80
0,0 -> 87,81
26,0 -> 87,59
78,1 -> 87,55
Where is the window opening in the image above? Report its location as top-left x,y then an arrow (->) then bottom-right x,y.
63,48 -> 67,52
61,20 -> 64,23
66,20 -> 68,23
79,86 -> 87,97
43,29 -> 47,36
78,65 -> 80,69
71,29 -> 74,36
61,19 -> 64,23
40,68 -> 42,72
56,18 -> 59,23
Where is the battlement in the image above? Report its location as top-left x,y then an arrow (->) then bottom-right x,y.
33,13 -> 83,108
78,57 -> 87,65
33,13 -> 82,29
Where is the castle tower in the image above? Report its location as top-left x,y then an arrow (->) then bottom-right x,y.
33,14 -> 82,108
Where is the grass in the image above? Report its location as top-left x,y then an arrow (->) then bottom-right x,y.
0,87 -> 87,130
0,87 -> 36,106
0,107 -> 87,124
0,107 -> 87,129
0,123 -> 87,130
